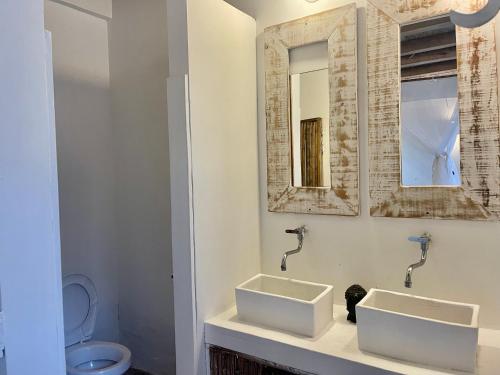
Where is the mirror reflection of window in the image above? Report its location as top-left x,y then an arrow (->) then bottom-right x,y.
289,42 -> 331,188
400,16 -> 461,187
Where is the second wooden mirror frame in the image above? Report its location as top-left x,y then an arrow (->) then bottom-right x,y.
367,0 -> 500,220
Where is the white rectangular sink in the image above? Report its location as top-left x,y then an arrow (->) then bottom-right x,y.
356,289 -> 479,372
235,274 -> 333,337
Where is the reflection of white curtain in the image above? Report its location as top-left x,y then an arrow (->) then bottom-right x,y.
431,104 -> 460,185
401,77 -> 461,186
432,154 -> 449,185
432,151 -> 460,185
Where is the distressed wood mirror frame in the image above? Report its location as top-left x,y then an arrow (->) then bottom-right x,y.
368,0 -> 500,220
265,4 -> 359,215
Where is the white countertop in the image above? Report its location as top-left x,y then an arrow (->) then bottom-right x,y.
205,304 -> 500,375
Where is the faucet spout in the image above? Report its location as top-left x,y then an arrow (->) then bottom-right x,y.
281,253 -> 290,271
405,249 -> 428,288
405,233 -> 431,288
405,273 -> 412,288
280,226 -> 306,272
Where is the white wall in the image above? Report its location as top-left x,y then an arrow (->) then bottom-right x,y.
186,0 -> 261,373
109,1 -> 176,373
226,0 -> 500,329
44,0 -> 119,342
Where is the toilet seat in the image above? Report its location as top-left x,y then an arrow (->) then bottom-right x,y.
66,341 -> 131,375
63,274 -> 98,347
63,274 -> 131,375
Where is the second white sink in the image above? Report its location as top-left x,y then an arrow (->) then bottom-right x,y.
235,274 -> 333,337
356,289 -> 479,372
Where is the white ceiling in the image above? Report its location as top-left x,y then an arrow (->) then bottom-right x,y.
224,0 -> 256,18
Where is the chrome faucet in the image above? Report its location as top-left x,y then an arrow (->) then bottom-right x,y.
405,233 -> 432,288
281,226 -> 306,271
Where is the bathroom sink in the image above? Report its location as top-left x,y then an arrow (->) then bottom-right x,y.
356,289 -> 479,372
235,274 -> 333,337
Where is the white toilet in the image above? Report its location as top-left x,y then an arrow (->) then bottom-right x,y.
63,274 -> 131,375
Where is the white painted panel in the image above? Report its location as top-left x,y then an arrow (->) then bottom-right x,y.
166,0 -> 197,372
0,2 -> 65,373
182,0 -> 261,373
0,295 -> 4,373
168,74 -> 197,375
167,0 -> 260,374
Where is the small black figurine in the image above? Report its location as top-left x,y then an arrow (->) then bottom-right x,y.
345,284 -> 367,323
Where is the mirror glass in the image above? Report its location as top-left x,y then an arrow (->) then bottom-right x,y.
289,42 -> 331,188
400,16 -> 461,187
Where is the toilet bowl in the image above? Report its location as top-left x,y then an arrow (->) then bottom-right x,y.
66,341 -> 131,375
63,274 -> 131,375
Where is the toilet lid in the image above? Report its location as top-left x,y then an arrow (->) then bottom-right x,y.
62,274 -> 98,347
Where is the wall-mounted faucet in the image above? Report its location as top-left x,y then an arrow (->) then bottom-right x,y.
405,233 -> 432,288
281,226 -> 306,272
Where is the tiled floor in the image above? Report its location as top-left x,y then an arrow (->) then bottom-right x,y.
125,369 -> 153,375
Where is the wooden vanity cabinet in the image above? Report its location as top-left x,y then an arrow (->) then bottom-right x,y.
209,346 -> 307,375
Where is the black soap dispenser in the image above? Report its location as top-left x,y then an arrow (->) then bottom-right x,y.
345,285 -> 367,323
